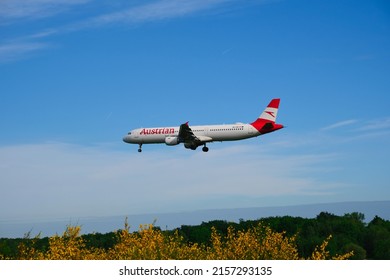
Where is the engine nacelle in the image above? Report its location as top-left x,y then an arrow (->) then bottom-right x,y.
165,136 -> 179,146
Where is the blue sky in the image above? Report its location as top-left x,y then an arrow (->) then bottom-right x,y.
0,0 -> 389,227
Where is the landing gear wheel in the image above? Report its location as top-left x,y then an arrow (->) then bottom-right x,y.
202,146 -> 209,152
138,144 -> 142,153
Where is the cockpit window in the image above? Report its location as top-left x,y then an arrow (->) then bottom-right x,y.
128,132 -> 131,135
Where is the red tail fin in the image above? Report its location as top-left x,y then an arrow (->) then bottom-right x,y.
251,98 -> 283,133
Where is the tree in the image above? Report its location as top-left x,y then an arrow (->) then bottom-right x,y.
365,216 -> 390,259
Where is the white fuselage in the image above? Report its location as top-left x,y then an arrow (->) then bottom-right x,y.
123,98 -> 283,152
124,123 -> 260,145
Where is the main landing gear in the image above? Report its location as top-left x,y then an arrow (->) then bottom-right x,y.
138,144 -> 142,153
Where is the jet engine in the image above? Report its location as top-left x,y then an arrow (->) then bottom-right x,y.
165,136 -> 179,146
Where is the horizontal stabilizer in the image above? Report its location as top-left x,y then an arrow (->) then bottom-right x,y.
262,122 -> 274,130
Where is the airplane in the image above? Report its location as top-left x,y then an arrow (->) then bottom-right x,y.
123,98 -> 283,152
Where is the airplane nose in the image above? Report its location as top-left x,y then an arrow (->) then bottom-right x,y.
123,135 -> 130,143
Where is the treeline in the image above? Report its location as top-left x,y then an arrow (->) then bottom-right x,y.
177,212 -> 390,259
0,212 -> 389,259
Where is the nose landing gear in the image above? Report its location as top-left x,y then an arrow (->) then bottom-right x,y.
138,144 -> 142,153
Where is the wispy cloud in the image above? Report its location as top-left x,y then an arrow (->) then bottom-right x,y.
0,0 -> 91,23
0,0 -> 238,63
0,0 -> 89,62
345,117 -> 390,140
321,119 -> 358,131
357,117 -> 390,131
321,118 -> 390,134
65,0 -> 235,31
0,142 -> 342,221
0,0 -> 236,26
0,41 -> 49,63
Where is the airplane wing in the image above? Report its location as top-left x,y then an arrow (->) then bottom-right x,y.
178,122 -> 212,150
178,122 -> 199,143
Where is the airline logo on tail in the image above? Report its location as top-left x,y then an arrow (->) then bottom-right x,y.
266,111 -> 276,118
123,98 -> 284,152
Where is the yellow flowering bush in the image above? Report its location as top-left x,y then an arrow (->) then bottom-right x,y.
309,235 -> 354,260
14,221 -> 353,260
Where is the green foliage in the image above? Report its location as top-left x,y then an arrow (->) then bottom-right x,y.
342,243 -> 366,260
176,212 -> 389,259
82,232 -> 117,250
1,212 -> 389,260
365,216 -> 390,259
